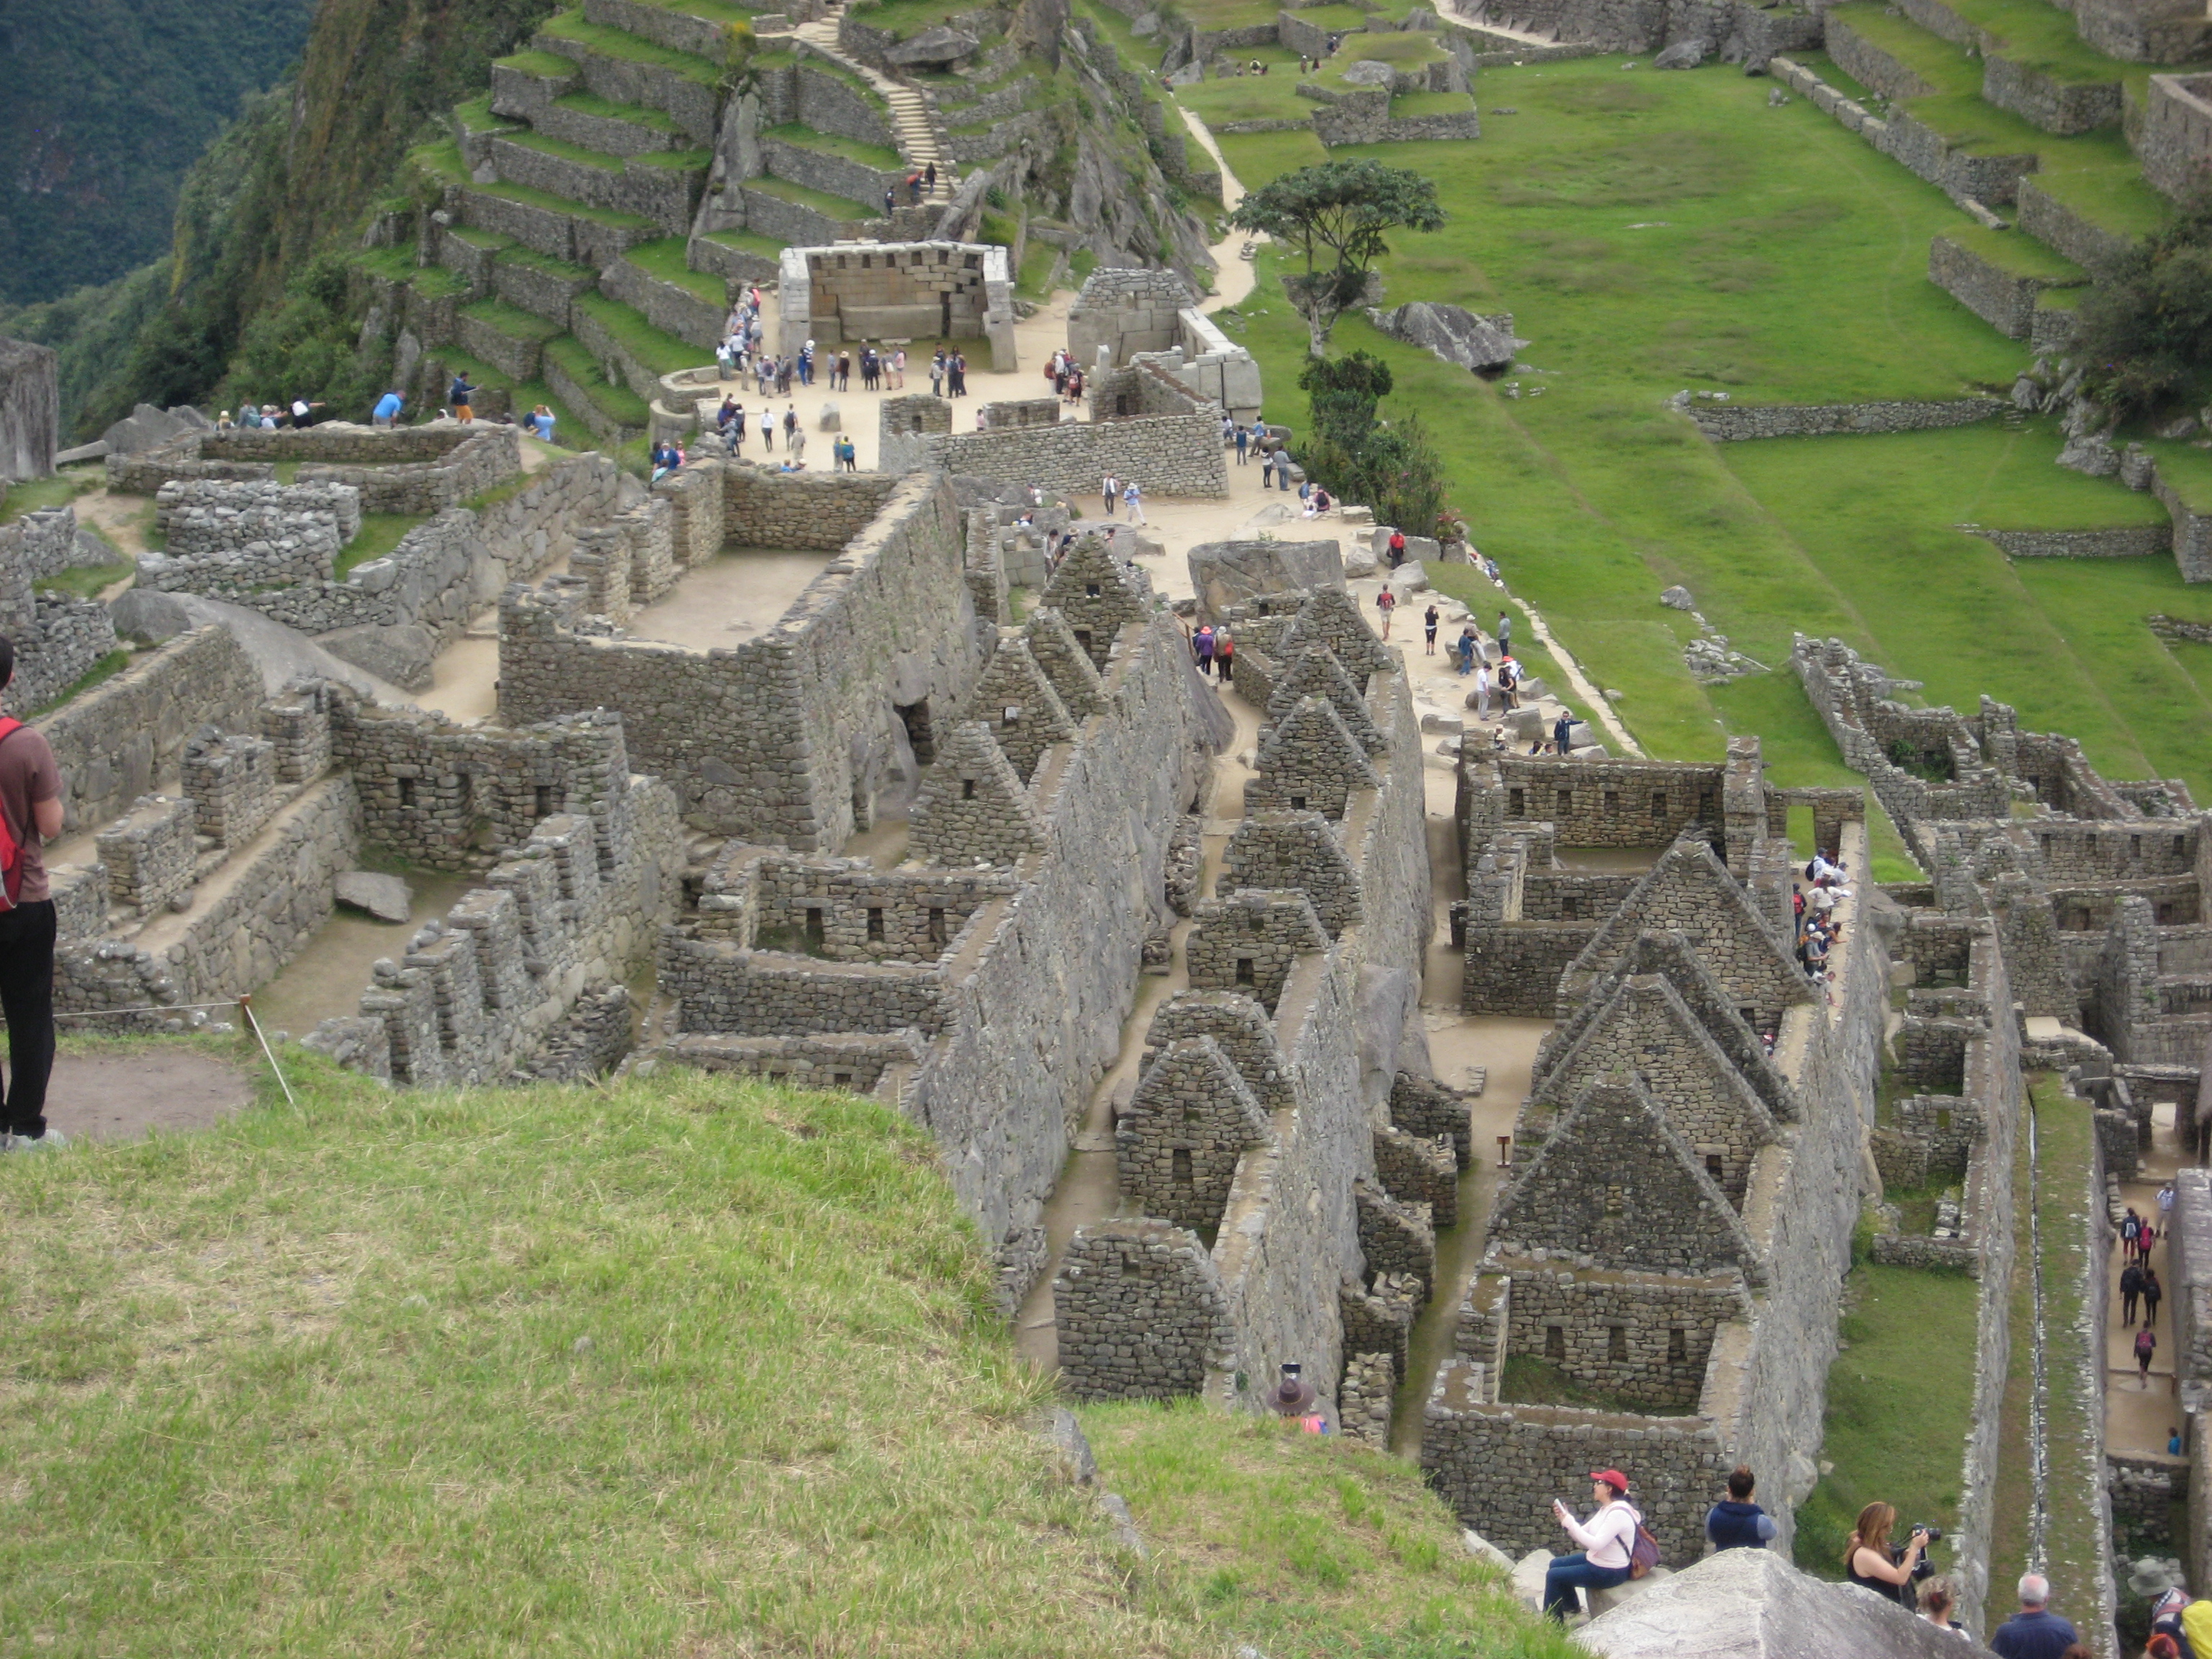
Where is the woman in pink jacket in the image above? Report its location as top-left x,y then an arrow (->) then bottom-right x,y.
1544,1470 -> 1640,1622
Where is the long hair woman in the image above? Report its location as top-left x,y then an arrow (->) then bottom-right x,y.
1843,1503 -> 1929,1605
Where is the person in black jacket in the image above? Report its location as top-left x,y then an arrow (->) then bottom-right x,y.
1705,1466 -> 1779,1552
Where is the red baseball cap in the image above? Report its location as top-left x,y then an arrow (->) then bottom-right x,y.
1589,1469 -> 1629,1493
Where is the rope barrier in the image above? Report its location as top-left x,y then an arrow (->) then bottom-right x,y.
54,997 -> 299,1112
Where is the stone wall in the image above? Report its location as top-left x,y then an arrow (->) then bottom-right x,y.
112,424 -> 519,513
777,241 -> 1018,369
1929,235 -> 2082,342
1982,525 -> 2174,559
880,401 -> 1230,498
501,468 -> 986,849
143,480 -> 363,593
1686,395 -> 2005,442
2143,74 -> 2212,202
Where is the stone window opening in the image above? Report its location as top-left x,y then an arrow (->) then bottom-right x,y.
397,775 -> 416,809
805,907 -> 825,948
1290,795 -> 1308,811
1604,1184 -> 1624,1216
1560,894 -> 1579,920
534,784 -> 554,820
2177,835 -> 2189,857
1172,1148 -> 1193,1187
832,1072 -> 853,1087
1545,1324 -> 1565,1361
1738,1007 -> 1755,1029
1074,628 -> 1093,655
896,699 -> 936,765
1604,790 -> 1619,816
961,778 -> 976,800
927,907 -> 947,945
1705,1153 -> 1724,1184
2132,834 -> 2143,859
866,907 -> 885,943
1668,1326 -> 1686,1362
1086,582 -> 1102,598
1698,787 -> 1717,819
1651,791 -> 1667,819
1002,705 -> 1022,727
1509,788 -> 1525,817
1235,957 -> 1256,986
1936,1107 -> 1952,1130
1606,1326 -> 1627,1362
1557,787 -> 1573,817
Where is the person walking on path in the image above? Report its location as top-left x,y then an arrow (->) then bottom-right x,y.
1424,604 -> 1439,655
1375,586 -> 1396,640
1496,609 -> 1512,655
788,426 -> 806,464
1234,425 -> 1249,465
1989,1574 -> 2080,1659
1554,710 -> 1575,756
1123,480 -> 1146,526
2138,1324 -> 2159,1388
950,351 -> 968,396
0,636 -> 64,1153
759,407 -> 776,452
1193,624 -> 1216,678
1542,1472 -> 1640,1622
2123,1208 -> 2144,1262
2146,1267 -> 2164,1329
1102,474 -> 1119,518
1705,1467 -> 1778,1552
1215,628 -> 1233,685
2123,1259 -> 2146,1326
1259,448 -> 1277,490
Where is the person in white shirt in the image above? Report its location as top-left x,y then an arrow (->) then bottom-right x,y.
1544,1470 -> 1640,1621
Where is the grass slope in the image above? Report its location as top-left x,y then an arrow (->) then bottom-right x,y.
1200,56 -> 2212,800
0,1055 -> 1573,1657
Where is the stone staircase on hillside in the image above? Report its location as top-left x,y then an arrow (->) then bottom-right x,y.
789,17 -> 958,204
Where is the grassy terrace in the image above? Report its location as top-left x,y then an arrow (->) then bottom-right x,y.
0,1057 -> 1579,1658
0,469 -> 99,524
472,176 -> 657,231
497,244 -> 596,285
744,172 -> 873,221
573,292 -> 701,376
544,335 -> 653,426
1198,55 -> 2212,802
495,48 -> 581,78
460,297 -> 567,345
1939,222 -> 2085,282
762,122 -> 903,172
624,237 -> 729,304
1393,89 -> 1479,117
452,96 -> 514,137
536,9 -> 719,82
701,226 -> 788,261
555,90 -> 684,132
337,513 -> 431,579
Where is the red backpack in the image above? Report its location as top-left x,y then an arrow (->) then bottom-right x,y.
0,718 -> 28,910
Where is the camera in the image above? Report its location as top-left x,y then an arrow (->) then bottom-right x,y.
1898,1527 -> 1943,1581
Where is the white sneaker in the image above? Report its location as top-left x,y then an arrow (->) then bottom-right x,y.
9,1129 -> 67,1153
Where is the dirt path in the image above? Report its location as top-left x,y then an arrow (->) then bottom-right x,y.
37,1048 -> 256,1143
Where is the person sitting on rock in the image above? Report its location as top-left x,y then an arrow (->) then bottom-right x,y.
1543,1471 -> 1640,1622
1705,1467 -> 1778,1552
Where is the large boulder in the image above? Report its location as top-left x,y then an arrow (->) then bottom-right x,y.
1340,58 -> 1398,85
1653,36 -> 1712,68
1366,302 -> 1526,374
108,589 -> 399,698
1187,538 -> 1344,621
1579,1547 -> 1991,1658
318,622 -> 439,692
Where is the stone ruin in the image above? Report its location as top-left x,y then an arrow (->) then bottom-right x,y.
1064,266 -> 1262,423
0,505 -> 124,716
0,337 -> 60,485
776,241 -> 1018,369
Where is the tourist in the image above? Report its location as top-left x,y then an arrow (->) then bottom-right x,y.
372,390 -> 404,428
533,405 -> 556,442
1990,1574 -> 2080,1659
2150,1588 -> 2195,1657
1471,657 -> 1490,717
930,349 -> 947,397
0,634 -> 65,1154
1542,1470 -> 1639,1622
2138,1324 -> 2159,1388
1917,1576 -> 1969,1639
1123,480 -> 1146,525
784,404 -> 799,447
1310,487 -> 1333,515
2149,1268 -> 2166,1331
884,186 -> 896,217
1375,586 -> 1396,640
1259,448 -> 1277,490
1553,710 -> 1575,756
292,395 -> 325,428
907,172 -> 922,204
449,372 -> 478,423
1388,529 -> 1407,568
950,351 -> 968,396
2141,1216 -> 2160,1267
1496,609 -> 1512,655
862,346 -> 879,392
1843,1503 -> 1929,1606
1215,628 -> 1234,684
759,407 -> 776,451
1705,1467 -> 1778,1552
217,409 -> 235,432
2123,1259 -> 2146,1325
1496,655 -> 1519,711
1235,424 -> 1249,465
728,403 -> 747,451
788,426 -> 807,464
2124,1207 -> 2145,1264
1193,624 -> 1216,677
1103,473 -> 1120,518
1424,604 -> 1439,655
925,161 -> 937,193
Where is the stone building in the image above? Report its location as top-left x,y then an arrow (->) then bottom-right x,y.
776,241 -> 1018,369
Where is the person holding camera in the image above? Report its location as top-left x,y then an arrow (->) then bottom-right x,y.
1843,1503 -> 1933,1606
1542,1470 -> 1640,1622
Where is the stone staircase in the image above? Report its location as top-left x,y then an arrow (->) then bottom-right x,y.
791,17 -> 958,204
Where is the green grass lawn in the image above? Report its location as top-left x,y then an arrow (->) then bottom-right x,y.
0,1050 -> 1578,1658
745,172 -> 873,222
1195,55 -> 2208,801
0,467 -> 101,524
30,649 -> 132,716
621,236 -> 729,304
536,9 -> 720,84
337,513 -> 430,578
1793,1249 -> 1980,1583
763,121 -> 904,173
555,89 -> 683,132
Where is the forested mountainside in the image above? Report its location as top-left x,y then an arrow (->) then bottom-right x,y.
0,0 -> 316,306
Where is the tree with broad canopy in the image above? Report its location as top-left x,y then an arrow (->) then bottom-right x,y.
1228,158 -> 1445,355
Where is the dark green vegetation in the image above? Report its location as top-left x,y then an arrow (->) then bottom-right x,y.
1298,351 -> 1448,538
1230,157 -> 1445,352
2077,192 -> 2212,418
0,0 -> 314,306
0,1049 -> 1578,1658
1203,57 -> 2212,808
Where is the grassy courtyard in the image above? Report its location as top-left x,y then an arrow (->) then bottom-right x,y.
1199,56 -> 2212,801
0,1050 -> 1575,1658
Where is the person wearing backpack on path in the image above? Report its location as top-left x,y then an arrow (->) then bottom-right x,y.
2139,1324 -> 2159,1388
0,634 -> 66,1151
2123,1259 -> 2147,1325
1543,1470 -> 1640,1622
2146,1267 -> 2165,1328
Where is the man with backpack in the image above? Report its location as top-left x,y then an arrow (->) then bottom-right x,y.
1543,1470 -> 1649,1622
0,634 -> 66,1152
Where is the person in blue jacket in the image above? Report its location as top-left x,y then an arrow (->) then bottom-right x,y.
1706,1466 -> 1779,1552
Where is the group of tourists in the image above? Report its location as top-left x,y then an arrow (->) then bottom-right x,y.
883,161 -> 939,216
1188,623 -> 1235,683
2122,1192 -> 2174,1389
220,398 -> 325,431
1228,422 -> 1298,491
1098,474 -> 1147,524
1791,850 -> 1850,984
1044,349 -> 1087,405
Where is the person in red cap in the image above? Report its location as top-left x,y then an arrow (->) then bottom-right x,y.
1543,1470 -> 1640,1622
